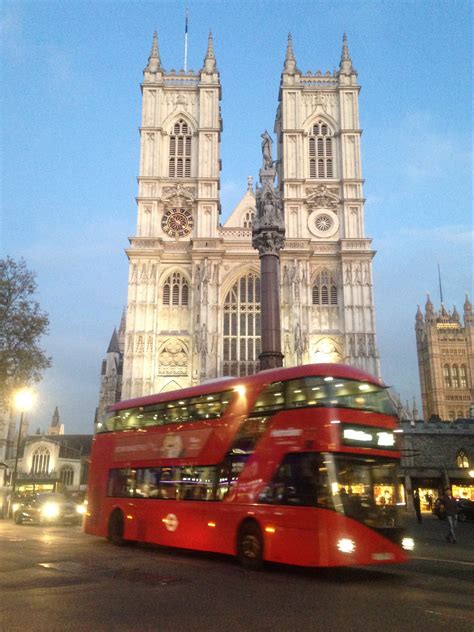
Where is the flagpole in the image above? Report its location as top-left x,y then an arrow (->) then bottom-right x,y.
184,8 -> 188,71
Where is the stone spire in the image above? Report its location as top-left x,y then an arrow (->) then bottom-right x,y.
425,293 -> 435,322
452,305 -> 460,322
51,406 -> 60,428
339,32 -> 355,75
202,31 -> 216,72
107,328 -> 121,354
145,31 -> 162,74
464,293 -> 473,326
283,32 -> 298,74
416,305 -> 423,321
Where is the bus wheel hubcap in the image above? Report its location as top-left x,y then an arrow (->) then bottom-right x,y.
243,535 -> 260,559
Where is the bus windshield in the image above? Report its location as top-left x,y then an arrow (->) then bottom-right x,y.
251,377 -> 396,416
260,453 -> 404,529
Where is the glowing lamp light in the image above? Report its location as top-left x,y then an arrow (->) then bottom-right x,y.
14,388 -> 34,412
468,470 -> 474,478
264,526 -> 276,534
234,384 -> 246,396
207,521 -> 216,528
337,538 -> 355,554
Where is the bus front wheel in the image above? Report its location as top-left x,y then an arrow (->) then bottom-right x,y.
107,509 -> 125,546
237,521 -> 264,571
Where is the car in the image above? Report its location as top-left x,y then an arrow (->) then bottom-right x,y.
457,498 -> 474,522
432,497 -> 474,521
13,493 -> 84,526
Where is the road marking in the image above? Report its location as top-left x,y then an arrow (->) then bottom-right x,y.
413,555 -> 474,566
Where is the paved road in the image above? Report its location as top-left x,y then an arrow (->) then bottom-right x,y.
1,514 -> 473,632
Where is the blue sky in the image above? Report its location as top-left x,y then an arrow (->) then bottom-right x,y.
1,0 -> 472,434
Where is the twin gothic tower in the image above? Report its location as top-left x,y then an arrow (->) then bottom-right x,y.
97,32 -> 380,419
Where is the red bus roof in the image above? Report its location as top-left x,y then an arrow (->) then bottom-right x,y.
109,363 -> 386,412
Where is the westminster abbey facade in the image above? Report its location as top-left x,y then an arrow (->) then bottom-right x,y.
96,32 -> 380,423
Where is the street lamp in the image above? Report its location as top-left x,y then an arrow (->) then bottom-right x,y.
11,388 -> 34,495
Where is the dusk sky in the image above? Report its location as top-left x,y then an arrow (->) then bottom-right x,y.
2,0 -> 472,434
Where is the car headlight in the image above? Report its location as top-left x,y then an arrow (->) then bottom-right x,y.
76,504 -> 86,515
12,503 -> 20,514
42,502 -> 60,518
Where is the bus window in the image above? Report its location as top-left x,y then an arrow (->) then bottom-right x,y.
251,378 -> 396,416
258,453 -> 333,508
229,416 -> 271,455
159,467 -> 179,500
180,466 -> 217,501
108,468 -> 136,498
216,456 -> 247,500
135,468 -> 161,498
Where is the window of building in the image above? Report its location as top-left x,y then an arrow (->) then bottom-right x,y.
456,450 -> 469,469
60,465 -> 74,486
169,120 -> 192,178
309,121 -> 334,179
452,365 -> 459,388
460,365 -> 467,388
32,447 -> 51,474
162,272 -> 189,306
443,364 -> 451,388
312,269 -> 338,306
243,210 -> 255,229
223,273 -> 261,377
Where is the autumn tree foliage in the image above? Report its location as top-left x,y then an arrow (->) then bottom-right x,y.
0,257 -> 51,404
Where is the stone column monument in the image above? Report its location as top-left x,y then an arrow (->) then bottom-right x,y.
252,131 -> 285,370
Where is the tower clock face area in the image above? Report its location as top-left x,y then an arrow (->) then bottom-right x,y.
161,208 -> 194,237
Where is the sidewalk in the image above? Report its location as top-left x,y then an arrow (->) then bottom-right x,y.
404,511 -> 474,563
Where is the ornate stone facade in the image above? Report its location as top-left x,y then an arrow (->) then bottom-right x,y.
97,32 -> 381,420
415,296 -> 474,421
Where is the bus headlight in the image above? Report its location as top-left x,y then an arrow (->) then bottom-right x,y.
337,538 -> 356,554
42,502 -> 60,518
76,504 -> 86,515
402,537 -> 415,551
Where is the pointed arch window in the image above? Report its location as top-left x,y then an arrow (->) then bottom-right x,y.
169,119 -> 192,178
452,365 -> 459,388
459,365 -> 467,388
309,121 -> 334,179
32,446 -> 51,474
223,273 -> 261,376
312,269 -> 338,306
60,465 -> 74,486
443,364 -> 451,388
162,272 -> 189,306
456,450 -> 469,469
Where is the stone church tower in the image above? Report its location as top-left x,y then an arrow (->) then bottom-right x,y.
97,32 -> 380,415
415,295 -> 473,421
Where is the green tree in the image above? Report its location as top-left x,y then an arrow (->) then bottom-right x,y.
0,257 -> 51,404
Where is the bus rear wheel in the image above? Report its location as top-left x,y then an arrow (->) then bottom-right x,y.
237,521 -> 264,571
107,509 -> 125,546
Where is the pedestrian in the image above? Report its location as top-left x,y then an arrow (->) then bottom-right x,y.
413,489 -> 422,524
439,487 -> 459,543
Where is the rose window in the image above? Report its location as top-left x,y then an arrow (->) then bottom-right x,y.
315,214 -> 333,232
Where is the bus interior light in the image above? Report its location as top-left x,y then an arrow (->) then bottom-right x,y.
358,384 -> 370,391
330,420 -> 341,424
324,377 -> 334,382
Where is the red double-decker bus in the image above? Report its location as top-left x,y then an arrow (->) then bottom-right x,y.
84,364 -> 413,568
